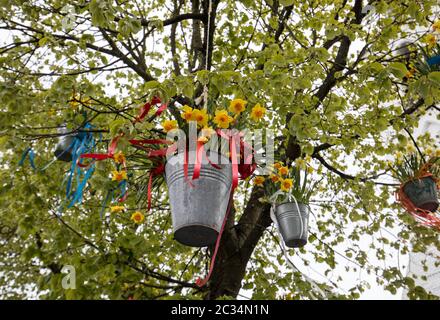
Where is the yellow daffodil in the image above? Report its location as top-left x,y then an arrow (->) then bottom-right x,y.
191,108 -> 209,127
253,176 -> 265,186
425,147 -> 434,156
405,68 -> 416,79
70,100 -> 79,109
406,143 -> 416,153
113,151 -> 126,164
161,119 -> 178,132
82,98 -> 92,106
250,103 -> 266,122
433,20 -> 440,33
274,162 -> 282,169
270,174 -> 280,183
295,158 -> 307,170
70,96 -> 91,108
131,211 -> 145,224
180,105 -> 194,122
278,166 -> 289,176
213,110 -> 233,129
197,136 -> 209,144
424,34 -> 437,47
229,98 -> 247,114
280,178 -> 293,192
436,149 -> 440,157
110,205 -> 125,213
112,170 -> 127,181
201,126 -> 216,138
395,151 -> 403,164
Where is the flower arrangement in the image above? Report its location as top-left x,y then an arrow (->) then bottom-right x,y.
391,145 -> 440,224
389,146 -> 440,183
161,98 -> 266,134
253,156 -> 318,205
80,96 -> 267,225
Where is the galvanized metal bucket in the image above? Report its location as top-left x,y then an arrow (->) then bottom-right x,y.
403,177 -> 439,212
165,151 -> 232,247
275,202 -> 309,248
54,126 -> 76,162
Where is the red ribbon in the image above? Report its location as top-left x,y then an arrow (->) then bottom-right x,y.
129,139 -> 177,157
133,96 -> 166,123
79,135 -> 128,201
195,130 -> 252,287
129,138 -> 176,211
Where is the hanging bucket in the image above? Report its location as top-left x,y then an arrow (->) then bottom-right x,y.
165,151 -> 232,247
403,177 -> 439,212
275,202 -> 309,248
54,126 -> 75,162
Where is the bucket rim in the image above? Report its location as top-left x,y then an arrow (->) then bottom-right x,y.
165,150 -> 232,171
402,175 -> 436,189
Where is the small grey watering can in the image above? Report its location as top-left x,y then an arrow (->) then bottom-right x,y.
54,126 -> 76,162
165,151 -> 232,247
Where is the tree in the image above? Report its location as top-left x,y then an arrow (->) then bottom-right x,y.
0,0 -> 439,300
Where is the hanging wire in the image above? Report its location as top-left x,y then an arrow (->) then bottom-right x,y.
202,0 -> 213,110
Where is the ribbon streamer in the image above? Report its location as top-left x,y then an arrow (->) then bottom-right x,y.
427,55 -> 440,67
18,147 -> 36,169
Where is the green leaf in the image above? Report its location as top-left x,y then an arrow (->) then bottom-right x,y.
389,62 -> 408,78
428,71 -> 440,86
279,0 -> 294,6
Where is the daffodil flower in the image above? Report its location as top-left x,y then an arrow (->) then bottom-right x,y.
424,34 -> 437,47
113,151 -> 126,164
191,109 -> 209,127
112,170 -> 127,181
110,205 -> 125,213
433,20 -> 440,33
181,105 -> 194,121
229,98 -> 247,114
253,176 -> 265,186
131,211 -> 145,224
213,110 -> 233,129
161,119 -> 178,132
250,103 -> 266,122
278,166 -> 289,176
270,174 -> 280,183
280,178 -> 293,192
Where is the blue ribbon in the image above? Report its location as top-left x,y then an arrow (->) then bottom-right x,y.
427,55 -> 440,67
18,147 -> 36,169
118,180 -> 127,199
58,122 -> 99,208
100,190 -> 113,219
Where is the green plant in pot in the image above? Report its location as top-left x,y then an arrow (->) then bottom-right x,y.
390,146 -> 440,213
255,158 -> 319,248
